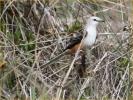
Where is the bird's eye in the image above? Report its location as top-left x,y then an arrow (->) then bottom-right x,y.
93,19 -> 97,21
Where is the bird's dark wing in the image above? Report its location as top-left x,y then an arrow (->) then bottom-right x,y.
64,35 -> 83,51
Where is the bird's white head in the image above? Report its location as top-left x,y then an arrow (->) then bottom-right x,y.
84,16 -> 104,46
87,16 -> 104,26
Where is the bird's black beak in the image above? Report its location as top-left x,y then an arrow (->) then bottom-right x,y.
97,19 -> 105,22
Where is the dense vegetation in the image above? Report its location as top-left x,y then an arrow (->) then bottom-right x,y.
0,0 -> 132,100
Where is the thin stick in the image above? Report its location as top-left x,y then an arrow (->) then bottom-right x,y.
41,50 -> 69,68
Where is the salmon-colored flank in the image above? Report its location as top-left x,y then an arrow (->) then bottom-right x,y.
68,43 -> 84,54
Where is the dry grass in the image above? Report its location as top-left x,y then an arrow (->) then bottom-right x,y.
0,0 -> 132,100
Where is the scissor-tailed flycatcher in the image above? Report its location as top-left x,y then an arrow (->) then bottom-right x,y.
43,16 -> 104,66
65,16 -> 104,53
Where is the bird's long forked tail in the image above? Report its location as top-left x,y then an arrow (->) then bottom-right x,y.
42,50 -> 69,67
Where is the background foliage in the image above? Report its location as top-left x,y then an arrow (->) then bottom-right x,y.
0,0 -> 132,100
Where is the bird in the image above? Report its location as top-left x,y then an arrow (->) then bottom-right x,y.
43,16 -> 104,67
64,16 -> 104,54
